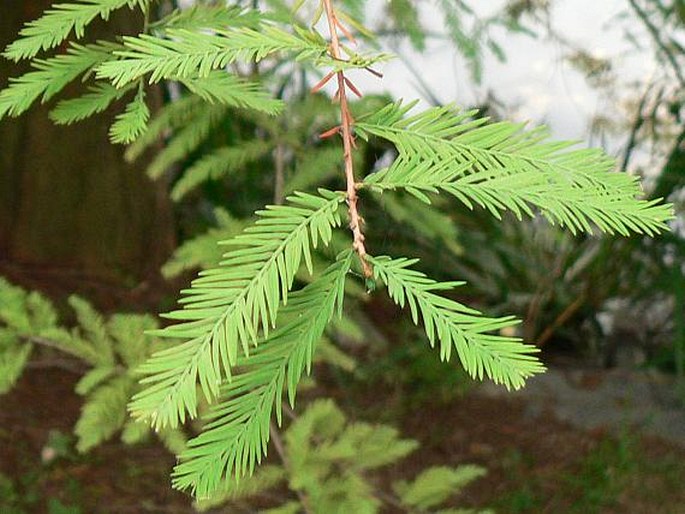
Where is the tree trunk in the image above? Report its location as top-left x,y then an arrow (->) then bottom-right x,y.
0,1 -> 176,298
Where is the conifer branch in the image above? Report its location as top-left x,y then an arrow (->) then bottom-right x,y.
171,140 -> 271,201
358,101 -> 674,236
150,5 -> 264,32
0,42 -> 119,120
180,72 -> 284,115
322,0 -> 372,278
370,255 -> 545,390
124,95 -> 205,162
268,422 -> 314,514
96,25 -> 328,88
109,83 -> 150,144
145,102 -> 227,179
129,191 -> 345,431
171,252 -> 352,496
3,0 -> 149,61
49,81 -> 135,125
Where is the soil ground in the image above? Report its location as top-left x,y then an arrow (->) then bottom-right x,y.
1,264 -> 684,513
2,364 -> 685,513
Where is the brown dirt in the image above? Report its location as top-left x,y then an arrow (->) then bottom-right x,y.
0,368 -> 188,513
3,365 -> 685,513
2,271 -> 684,513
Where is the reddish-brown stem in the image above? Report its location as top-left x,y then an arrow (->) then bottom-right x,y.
311,70 -> 336,93
319,125 -> 341,139
321,0 -> 372,278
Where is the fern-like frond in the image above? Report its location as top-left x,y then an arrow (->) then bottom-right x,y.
172,252 -> 352,496
0,279 -> 64,393
75,366 -> 116,395
96,25 -> 328,87
68,295 -> 116,366
75,375 -> 131,452
285,398 -> 418,471
358,102 -> 674,236
129,191 -> 345,430
0,338 -> 32,395
3,0 -> 147,62
50,81 -> 134,124
109,85 -> 149,144
0,278 -> 60,335
0,42 -> 118,119
124,95 -> 204,162
194,465 -> 286,512
180,72 -> 284,115
108,312 -> 160,368
171,140 -> 271,201
282,398 -> 417,512
394,465 -> 487,511
369,255 -> 545,390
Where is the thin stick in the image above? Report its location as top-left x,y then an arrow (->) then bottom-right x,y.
620,82 -> 652,172
269,423 -> 313,514
274,143 -> 285,205
321,0 -> 372,278
536,293 -> 586,347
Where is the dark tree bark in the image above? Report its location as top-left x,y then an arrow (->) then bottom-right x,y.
0,1 -> 176,294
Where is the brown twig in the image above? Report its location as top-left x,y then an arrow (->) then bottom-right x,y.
536,293 -> 586,347
620,82 -> 653,171
269,422 -> 313,514
274,143 -> 285,205
27,358 -> 87,374
20,335 -> 127,374
281,401 -> 298,421
321,0 -> 372,278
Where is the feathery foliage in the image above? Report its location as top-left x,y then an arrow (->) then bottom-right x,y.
358,101 -> 674,236
394,465 -> 488,511
192,399 -> 489,512
151,5 -> 265,32
3,0 -> 148,61
75,375 -> 132,452
146,102 -> 227,179
50,81 -> 134,124
96,25 -> 328,87
0,42 -> 118,119
171,140 -> 271,201
0,278 -> 62,394
194,466 -> 286,512
180,72 -> 284,115
0,340 -> 32,396
370,255 -> 545,390
109,84 -> 149,144
173,252 -> 352,495
123,94 -> 203,160
0,0 -> 675,506
0,278 -> 185,453
129,190 -> 345,431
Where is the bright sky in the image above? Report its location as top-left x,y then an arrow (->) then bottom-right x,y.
177,1 -> 658,155
351,0 -> 654,146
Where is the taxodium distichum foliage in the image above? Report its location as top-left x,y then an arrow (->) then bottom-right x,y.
0,0 -> 673,498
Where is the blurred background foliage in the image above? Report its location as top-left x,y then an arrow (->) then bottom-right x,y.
0,0 -> 684,512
